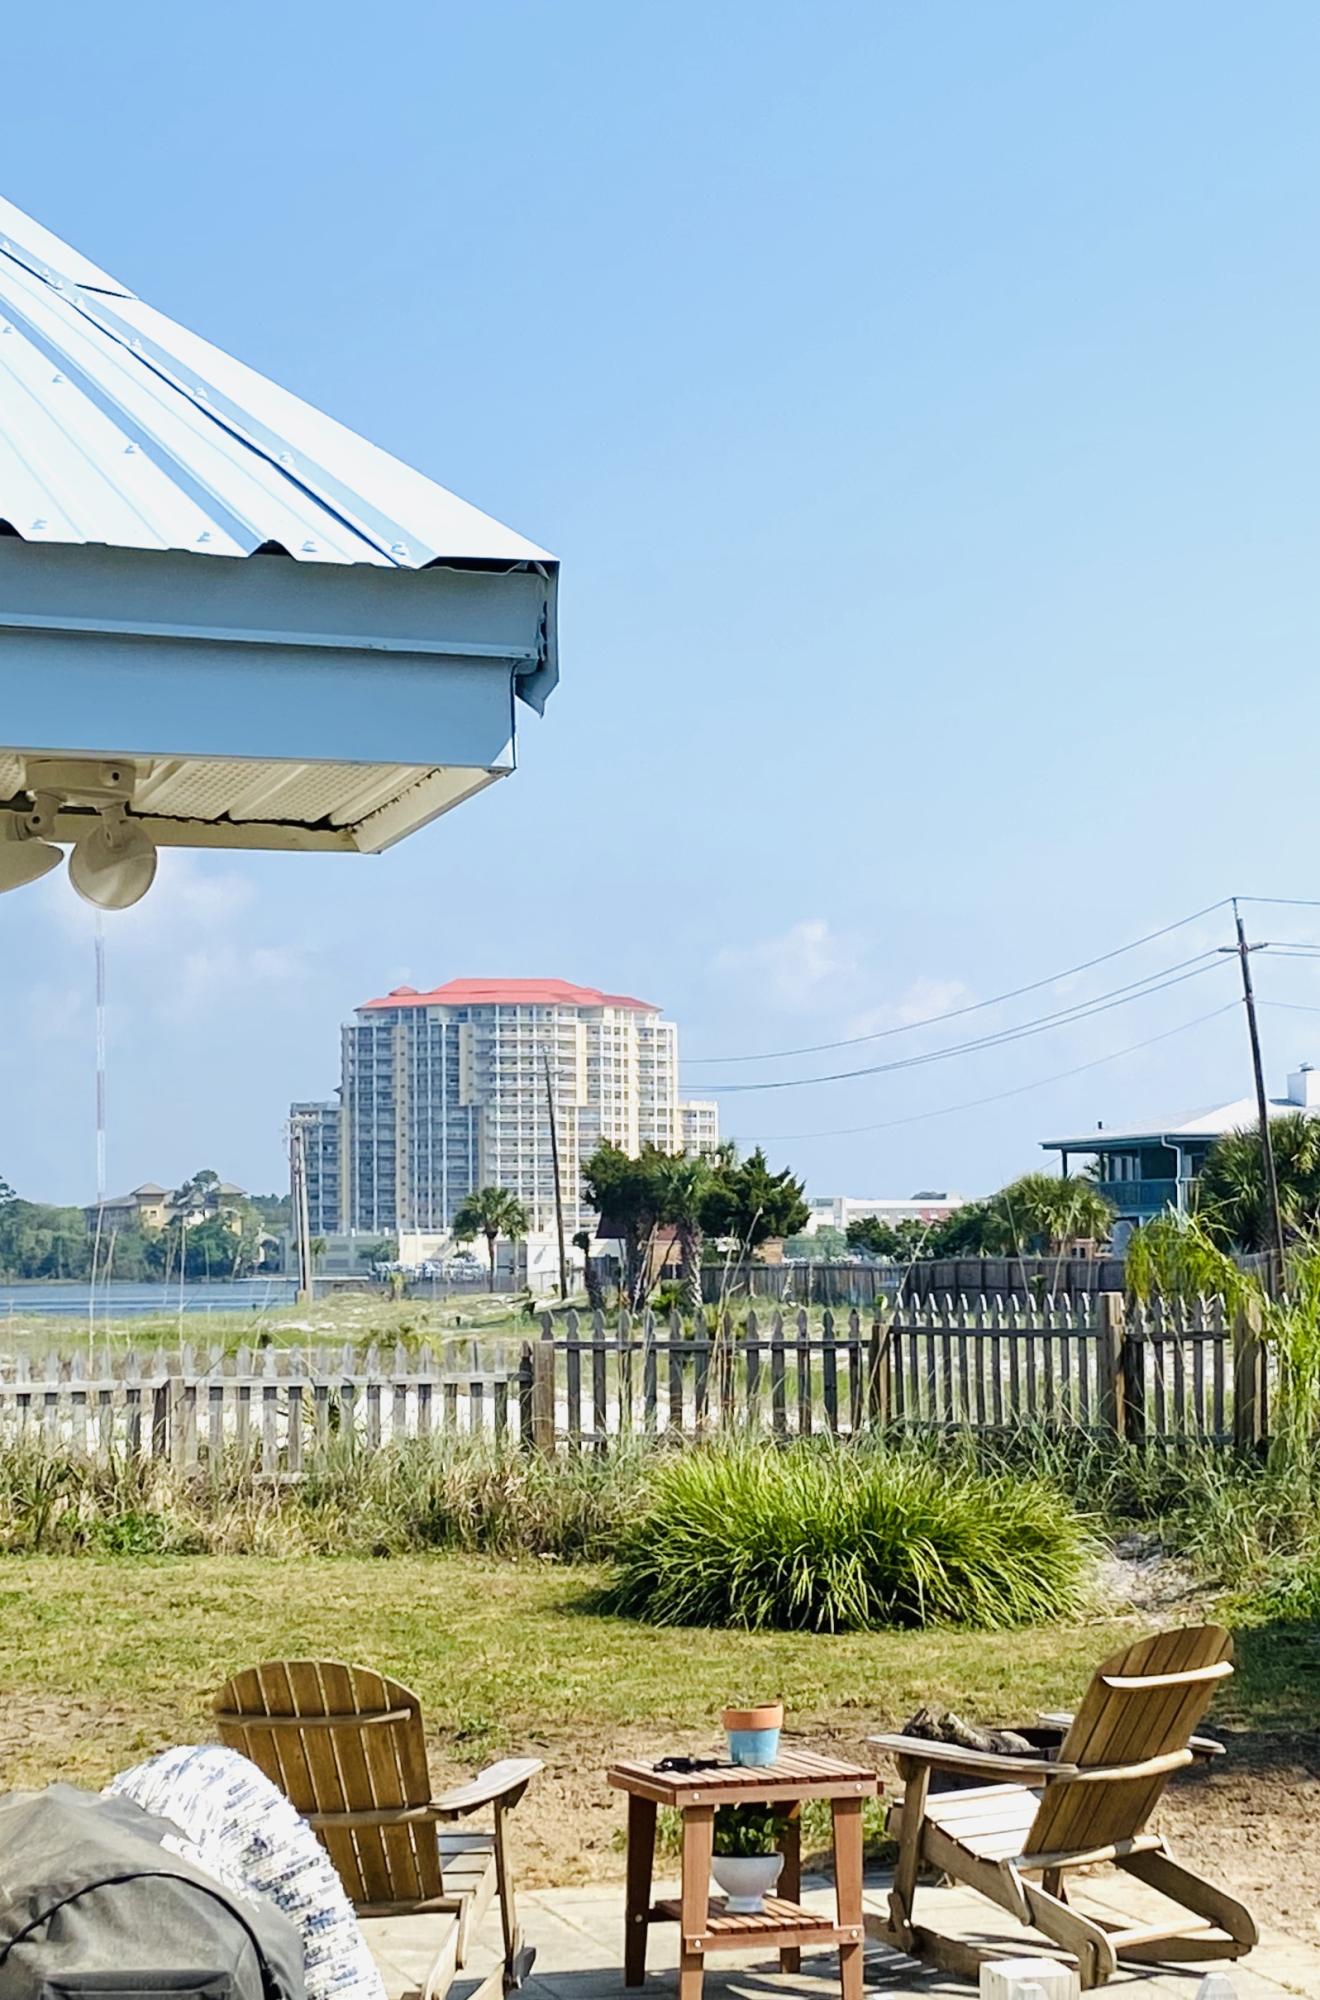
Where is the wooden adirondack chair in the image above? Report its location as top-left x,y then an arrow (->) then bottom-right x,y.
215,1661 -> 542,2000
868,1625 -> 1257,1989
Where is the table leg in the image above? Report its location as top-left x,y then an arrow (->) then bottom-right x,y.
679,1804 -> 714,2000
779,1802 -> 802,1972
832,1796 -> 864,2000
624,1794 -> 657,1987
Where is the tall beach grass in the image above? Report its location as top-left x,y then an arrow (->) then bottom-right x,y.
605,1439 -> 1094,1631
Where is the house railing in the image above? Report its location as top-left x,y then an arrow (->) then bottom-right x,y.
1092,1178 -> 1186,1215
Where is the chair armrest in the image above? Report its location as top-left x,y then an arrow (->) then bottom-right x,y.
432,1757 -> 544,1816
869,1733 -> 1067,1783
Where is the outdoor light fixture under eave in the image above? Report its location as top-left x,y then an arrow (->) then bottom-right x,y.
0,192 -> 559,905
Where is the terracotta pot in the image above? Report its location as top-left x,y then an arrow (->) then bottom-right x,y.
722,1702 -> 784,1766
721,1704 -> 784,1732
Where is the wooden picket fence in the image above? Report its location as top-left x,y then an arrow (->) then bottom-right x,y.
0,1340 -> 531,1470
0,1295 -> 1271,1467
530,1294 -> 1267,1452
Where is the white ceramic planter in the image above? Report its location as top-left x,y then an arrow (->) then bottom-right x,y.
710,1852 -> 784,1914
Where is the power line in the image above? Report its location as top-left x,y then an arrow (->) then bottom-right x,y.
730,1000 -> 1239,1144
682,896 -> 1232,1066
702,955 -> 1230,1093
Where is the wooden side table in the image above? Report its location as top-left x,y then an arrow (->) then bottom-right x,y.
609,1751 -> 879,2000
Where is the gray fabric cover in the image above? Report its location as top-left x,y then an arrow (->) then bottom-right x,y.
0,1788 -> 305,2000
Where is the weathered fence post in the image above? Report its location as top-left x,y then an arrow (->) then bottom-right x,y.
1123,1296 -> 1150,1446
531,1326 -> 557,1453
867,1312 -> 891,1430
151,1371 -> 172,1459
1097,1293 -> 1128,1441
1232,1297 -> 1266,1454
518,1342 -> 534,1449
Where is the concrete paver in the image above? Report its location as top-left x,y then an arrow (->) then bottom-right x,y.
434,1870 -> 1320,2000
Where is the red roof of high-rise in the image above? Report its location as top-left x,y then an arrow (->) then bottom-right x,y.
360,978 -> 658,1013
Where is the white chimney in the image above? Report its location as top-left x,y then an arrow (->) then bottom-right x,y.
1288,1063 -> 1320,1110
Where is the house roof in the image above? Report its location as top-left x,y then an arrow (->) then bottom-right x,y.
130,1182 -> 169,1196
1042,1092 -> 1310,1151
0,193 -> 553,574
362,979 -> 658,1013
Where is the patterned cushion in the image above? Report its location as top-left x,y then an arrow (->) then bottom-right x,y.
109,1745 -> 387,2000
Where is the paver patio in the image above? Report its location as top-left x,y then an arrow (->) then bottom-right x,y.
373,1870 -> 1320,2000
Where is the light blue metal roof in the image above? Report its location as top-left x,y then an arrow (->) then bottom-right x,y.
0,196 -> 558,859
0,193 -> 555,581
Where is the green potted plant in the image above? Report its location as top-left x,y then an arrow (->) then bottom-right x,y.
710,1805 -> 788,1913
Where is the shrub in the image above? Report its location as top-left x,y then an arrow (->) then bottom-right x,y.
1240,1560 -> 1320,1624
1241,1556 -> 1320,1624
604,1441 -> 1093,1631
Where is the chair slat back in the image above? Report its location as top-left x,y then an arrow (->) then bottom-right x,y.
1022,1624 -> 1232,1859
215,1658 -> 443,1910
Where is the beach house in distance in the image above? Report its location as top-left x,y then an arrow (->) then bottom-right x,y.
1041,1061 -> 1320,1231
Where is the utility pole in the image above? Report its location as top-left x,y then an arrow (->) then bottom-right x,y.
289,1116 -> 314,1304
1222,899 -> 1286,1295
89,914 -> 108,1352
542,1045 -> 570,1301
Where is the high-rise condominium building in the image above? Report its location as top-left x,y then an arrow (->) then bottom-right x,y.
289,1100 -> 343,1240
293,979 -> 718,1237
680,1100 -> 721,1157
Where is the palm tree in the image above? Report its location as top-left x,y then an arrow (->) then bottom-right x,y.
1049,1176 -> 1117,1250
656,1153 -> 711,1319
1195,1113 -> 1320,1249
991,1173 -> 1115,1254
453,1187 -> 530,1290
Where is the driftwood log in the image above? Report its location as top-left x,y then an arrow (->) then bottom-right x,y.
900,1707 -> 1035,1757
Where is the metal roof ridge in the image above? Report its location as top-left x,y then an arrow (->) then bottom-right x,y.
0,193 -> 135,298
18,260 -> 407,569
0,190 -> 557,576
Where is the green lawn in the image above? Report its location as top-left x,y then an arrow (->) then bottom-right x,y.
0,1553 -> 1303,1792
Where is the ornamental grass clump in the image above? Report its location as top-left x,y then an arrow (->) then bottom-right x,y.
605,1441 -> 1092,1632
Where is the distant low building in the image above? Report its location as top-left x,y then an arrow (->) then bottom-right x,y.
81,1179 -> 248,1233
1040,1062 -> 1320,1229
804,1192 -> 966,1237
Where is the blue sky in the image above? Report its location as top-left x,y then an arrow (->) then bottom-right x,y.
5,1 -> 1320,1205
